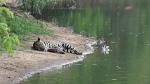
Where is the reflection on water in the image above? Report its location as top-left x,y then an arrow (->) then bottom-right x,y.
21,0 -> 150,84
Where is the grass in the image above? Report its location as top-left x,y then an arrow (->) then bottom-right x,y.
7,16 -> 50,40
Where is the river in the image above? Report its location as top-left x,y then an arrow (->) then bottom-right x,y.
21,0 -> 150,84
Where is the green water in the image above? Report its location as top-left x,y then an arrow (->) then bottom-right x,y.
21,0 -> 150,84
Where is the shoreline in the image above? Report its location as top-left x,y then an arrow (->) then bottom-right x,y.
0,22 -> 96,84
15,41 -> 96,84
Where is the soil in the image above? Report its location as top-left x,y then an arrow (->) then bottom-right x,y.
0,22 -> 95,84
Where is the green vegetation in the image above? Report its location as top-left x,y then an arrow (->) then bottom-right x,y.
0,2 -> 19,53
22,0 -> 78,16
7,16 -> 49,36
0,0 -> 50,53
22,0 -> 50,15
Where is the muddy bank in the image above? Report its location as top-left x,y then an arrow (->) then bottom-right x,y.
0,22 -> 96,84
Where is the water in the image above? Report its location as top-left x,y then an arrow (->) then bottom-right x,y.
21,0 -> 150,84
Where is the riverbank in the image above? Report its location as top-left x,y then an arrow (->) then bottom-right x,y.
0,22 -> 96,84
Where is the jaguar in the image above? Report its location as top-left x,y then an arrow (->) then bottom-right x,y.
32,38 -> 82,55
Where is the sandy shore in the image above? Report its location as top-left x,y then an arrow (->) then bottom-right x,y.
0,22 -> 96,84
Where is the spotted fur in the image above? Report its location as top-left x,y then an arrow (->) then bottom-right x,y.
32,38 -> 82,55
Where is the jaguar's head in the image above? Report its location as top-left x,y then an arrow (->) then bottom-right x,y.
32,37 -> 45,51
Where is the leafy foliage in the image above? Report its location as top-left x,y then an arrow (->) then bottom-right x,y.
0,23 -> 9,33
0,0 -> 5,5
0,0 -> 19,53
0,7 -> 14,18
22,0 -> 51,15
2,34 -> 19,53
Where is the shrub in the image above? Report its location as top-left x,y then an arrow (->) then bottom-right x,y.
0,4 -> 19,53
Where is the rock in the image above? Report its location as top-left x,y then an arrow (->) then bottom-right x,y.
5,0 -> 22,8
